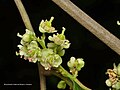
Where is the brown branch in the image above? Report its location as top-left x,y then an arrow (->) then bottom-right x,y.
14,0 -> 34,31
51,0 -> 120,55
14,0 -> 46,90
38,64 -> 46,90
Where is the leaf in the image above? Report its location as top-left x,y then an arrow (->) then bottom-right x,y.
72,80 -> 83,90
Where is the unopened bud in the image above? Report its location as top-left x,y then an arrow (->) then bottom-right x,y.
22,34 -> 31,42
57,80 -> 66,89
105,79 -> 112,87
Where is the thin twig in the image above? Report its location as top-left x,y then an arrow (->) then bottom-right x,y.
51,0 -> 120,55
14,0 -> 34,31
14,0 -> 46,90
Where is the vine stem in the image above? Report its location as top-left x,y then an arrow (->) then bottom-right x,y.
51,0 -> 120,55
14,0 -> 46,90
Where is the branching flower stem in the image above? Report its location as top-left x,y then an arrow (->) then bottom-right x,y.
53,65 -> 91,90
14,0 -> 91,90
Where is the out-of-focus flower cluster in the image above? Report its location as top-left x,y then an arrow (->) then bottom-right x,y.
16,17 -> 70,70
67,57 -> 85,77
106,63 -> 120,90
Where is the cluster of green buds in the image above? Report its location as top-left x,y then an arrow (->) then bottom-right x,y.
57,57 -> 85,89
106,63 -> 120,90
67,57 -> 85,77
16,17 -> 70,70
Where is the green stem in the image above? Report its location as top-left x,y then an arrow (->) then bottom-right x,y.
53,65 -> 91,90
41,33 -> 46,49
37,34 -> 46,49
40,40 -> 46,49
51,70 -> 73,88
74,78 -> 91,90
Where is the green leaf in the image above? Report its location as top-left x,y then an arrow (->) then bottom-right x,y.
73,80 -> 83,90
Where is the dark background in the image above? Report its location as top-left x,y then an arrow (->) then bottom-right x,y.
0,0 -> 120,90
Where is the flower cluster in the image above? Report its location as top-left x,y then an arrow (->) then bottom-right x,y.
16,29 -> 40,63
40,48 -> 62,70
16,17 -> 86,90
16,17 -> 70,70
106,63 -> 120,90
67,57 -> 85,77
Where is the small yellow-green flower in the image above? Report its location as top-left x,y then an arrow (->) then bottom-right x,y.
48,27 -> 70,49
67,57 -> 84,77
67,57 -> 84,70
17,29 -> 36,45
39,17 -> 57,33
40,48 -> 62,70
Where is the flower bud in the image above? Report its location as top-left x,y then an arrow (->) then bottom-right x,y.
105,79 -> 112,87
58,49 -> 65,56
67,57 -> 75,68
22,34 -> 31,42
57,80 -> 66,89
76,58 -> 85,71
47,43 -> 57,48
58,34 -> 65,40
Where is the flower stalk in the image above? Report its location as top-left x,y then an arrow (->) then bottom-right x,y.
54,65 -> 91,90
